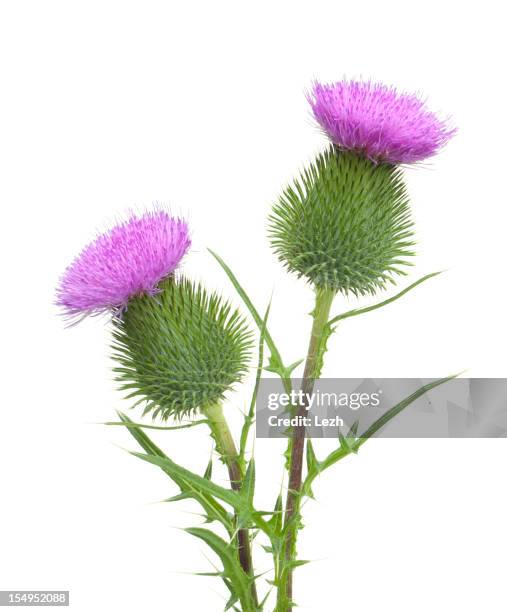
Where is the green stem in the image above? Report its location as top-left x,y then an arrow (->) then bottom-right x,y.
203,403 -> 258,609
278,287 -> 335,612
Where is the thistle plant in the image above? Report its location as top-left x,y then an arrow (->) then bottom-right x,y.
57,209 -> 258,606
57,80 -> 456,611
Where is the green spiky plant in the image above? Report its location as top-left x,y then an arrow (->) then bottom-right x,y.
57,79 -> 456,611
112,276 -> 259,608
267,146 -> 418,608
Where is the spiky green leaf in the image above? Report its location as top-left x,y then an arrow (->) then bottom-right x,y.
185,527 -> 256,612
130,450 -> 244,511
117,412 -> 232,531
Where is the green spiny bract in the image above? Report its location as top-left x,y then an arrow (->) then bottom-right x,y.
111,277 -> 253,420
268,147 -> 415,296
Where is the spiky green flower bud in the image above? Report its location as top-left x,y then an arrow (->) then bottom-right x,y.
268,148 -> 415,296
111,277 -> 252,420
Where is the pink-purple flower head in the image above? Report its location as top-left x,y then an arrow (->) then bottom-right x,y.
307,80 -> 456,164
56,210 -> 191,319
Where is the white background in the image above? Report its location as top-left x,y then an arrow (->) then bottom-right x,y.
1,1 -> 506,610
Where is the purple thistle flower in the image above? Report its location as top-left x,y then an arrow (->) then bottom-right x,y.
308,80 -> 456,164
56,210 -> 191,319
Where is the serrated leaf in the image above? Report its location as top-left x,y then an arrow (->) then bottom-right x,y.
301,374 -> 460,510
166,457 -> 214,503
130,450 -> 243,512
117,412 -> 232,531
185,527 -> 255,612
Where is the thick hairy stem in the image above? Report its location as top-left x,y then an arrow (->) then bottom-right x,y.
203,403 -> 258,608
279,287 -> 335,611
